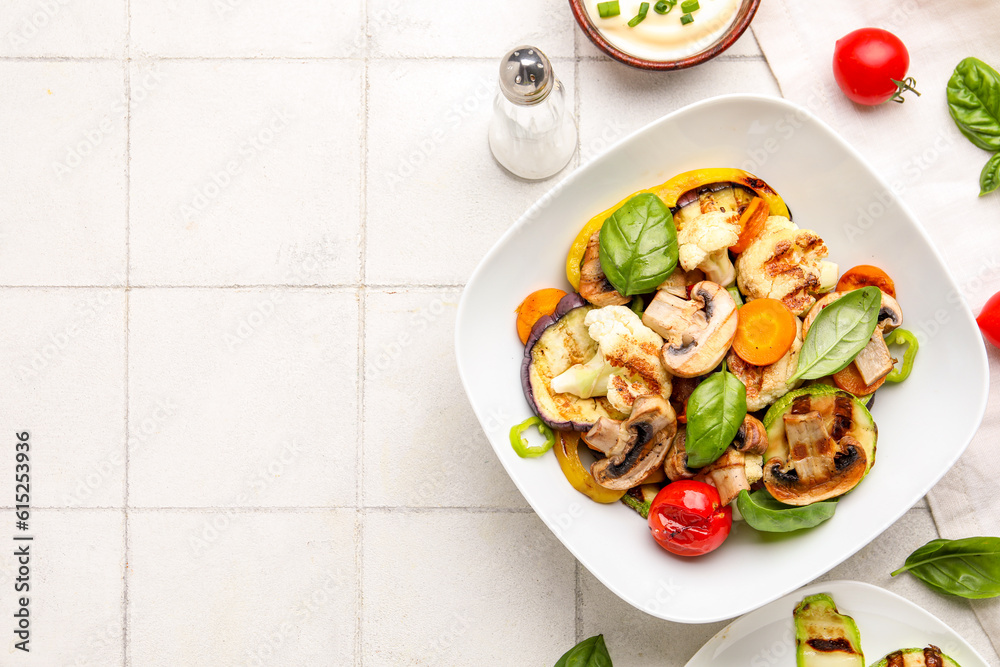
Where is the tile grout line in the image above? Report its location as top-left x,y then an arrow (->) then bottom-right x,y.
356,4 -> 370,664
0,283 -> 465,289
122,0 -> 132,664
0,505 -> 538,512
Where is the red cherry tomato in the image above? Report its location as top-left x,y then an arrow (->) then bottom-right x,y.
977,291 -> 1000,348
833,28 -> 919,106
647,480 -> 732,557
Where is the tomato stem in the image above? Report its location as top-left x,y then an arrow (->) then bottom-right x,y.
888,77 -> 920,104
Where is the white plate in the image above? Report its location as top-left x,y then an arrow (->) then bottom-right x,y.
454,94 -> 989,623
685,580 -> 990,667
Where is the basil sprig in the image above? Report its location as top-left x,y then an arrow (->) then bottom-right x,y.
598,193 -> 678,296
554,634 -> 614,667
788,286 -> 881,384
891,536 -> 1000,599
736,489 -> 836,533
685,364 -> 747,468
947,57 -> 1000,196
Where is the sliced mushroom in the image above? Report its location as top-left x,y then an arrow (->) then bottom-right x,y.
853,326 -> 895,386
657,266 -> 707,299
663,426 -> 696,481
764,410 -> 868,506
579,231 -> 630,307
876,293 -> 903,331
592,395 -> 677,490
803,290 -> 903,337
642,281 -> 738,378
582,417 -> 622,456
733,415 -> 769,456
695,447 -> 748,506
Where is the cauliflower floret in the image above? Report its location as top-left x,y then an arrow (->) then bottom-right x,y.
676,211 -> 739,287
734,215 -> 829,316
727,317 -> 804,411
551,306 -> 672,413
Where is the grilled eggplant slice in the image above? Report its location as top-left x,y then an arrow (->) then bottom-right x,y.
869,646 -> 961,667
794,593 -> 864,667
521,294 -> 626,431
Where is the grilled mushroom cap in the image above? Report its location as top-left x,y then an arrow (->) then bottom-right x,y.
592,395 -> 677,490
582,417 -> 622,456
733,415 -> 769,455
764,410 -> 868,506
663,426 -> 696,481
579,231 -> 630,307
642,281 -> 738,378
695,447 -> 749,506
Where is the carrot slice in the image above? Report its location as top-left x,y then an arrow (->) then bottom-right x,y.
729,197 -> 769,254
516,288 -> 568,344
732,298 -> 797,366
837,265 -> 896,298
832,361 -> 885,396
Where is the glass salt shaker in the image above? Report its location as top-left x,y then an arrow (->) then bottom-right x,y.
489,45 -> 578,180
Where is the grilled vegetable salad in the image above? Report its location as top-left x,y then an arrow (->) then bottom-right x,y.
513,168 -> 919,557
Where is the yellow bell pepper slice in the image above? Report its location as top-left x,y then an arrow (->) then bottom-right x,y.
553,431 -> 627,503
565,168 -> 789,290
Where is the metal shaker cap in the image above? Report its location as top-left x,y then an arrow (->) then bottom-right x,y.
498,45 -> 553,106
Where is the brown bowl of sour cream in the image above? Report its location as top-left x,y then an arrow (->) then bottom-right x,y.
568,0 -> 760,70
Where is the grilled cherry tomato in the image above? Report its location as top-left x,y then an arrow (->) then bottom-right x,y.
836,264 -> 896,298
648,480 -> 732,557
977,291 -> 1000,349
833,28 -> 919,106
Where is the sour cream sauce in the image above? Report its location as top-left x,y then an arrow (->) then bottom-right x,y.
585,0 -> 741,62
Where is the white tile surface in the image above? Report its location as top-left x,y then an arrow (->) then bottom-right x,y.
128,289 -> 358,508
130,0 -> 365,59
578,59 -> 780,162
0,510 -> 124,665
369,0 -> 576,59
363,511 -> 575,665
366,59 -> 575,285
128,509 -> 357,666
129,60 -> 363,286
363,289 -> 526,508
0,0 -> 125,58
0,289 -> 125,507
0,62 -> 127,286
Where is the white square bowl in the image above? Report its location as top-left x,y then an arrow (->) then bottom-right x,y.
454,94 -> 989,623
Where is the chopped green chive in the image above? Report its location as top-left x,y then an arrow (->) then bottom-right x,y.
596,1 -> 620,17
680,11 -> 694,24
681,0 -> 699,12
654,0 -> 673,13
627,1 -> 649,26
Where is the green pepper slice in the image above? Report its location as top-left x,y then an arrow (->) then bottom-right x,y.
509,417 -> 555,458
884,328 -> 918,383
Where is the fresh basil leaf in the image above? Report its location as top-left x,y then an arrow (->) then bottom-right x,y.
891,536 -> 1000,599
947,57 -> 1000,151
598,193 -> 678,296
788,286 -> 881,384
736,489 -> 836,533
554,634 -> 614,667
685,367 -> 747,468
980,153 -> 1000,196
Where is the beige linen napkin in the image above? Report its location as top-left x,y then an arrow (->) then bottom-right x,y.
752,0 -> 1000,649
